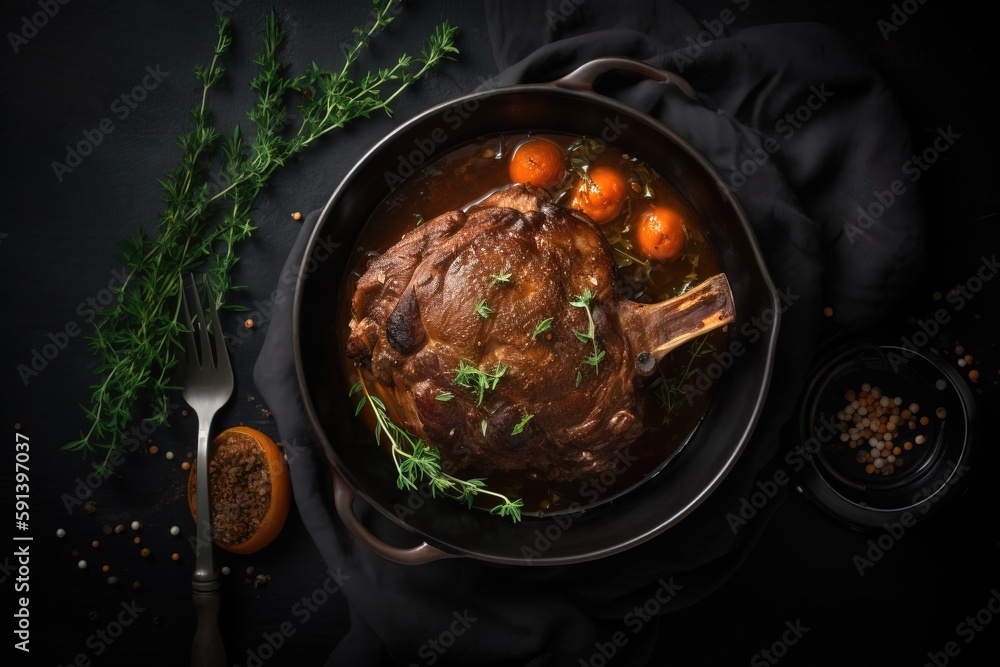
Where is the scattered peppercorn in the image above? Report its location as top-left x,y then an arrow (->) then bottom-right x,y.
88,611 -> 99,621
107,576 -> 119,585
133,581 -> 142,591
166,451 -> 175,460
56,528 -> 66,538
291,211 -> 302,221
170,526 -> 180,536
131,521 -> 141,531
91,540 -> 100,549
969,369 -> 980,383
171,553 -> 181,562
115,524 -> 125,534
84,501 -> 97,514
149,445 -> 159,455
133,537 -> 141,545
244,318 -> 255,329
181,461 -> 191,471
822,306 -> 833,317
140,548 -> 151,558
78,560 -> 88,569
102,525 -> 113,535
102,564 -> 110,572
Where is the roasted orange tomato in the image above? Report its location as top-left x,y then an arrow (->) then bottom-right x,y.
635,205 -> 686,262
508,138 -> 566,190
569,166 -> 628,224
187,426 -> 292,555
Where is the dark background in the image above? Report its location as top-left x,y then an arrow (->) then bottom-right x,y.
2,0 -> 997,665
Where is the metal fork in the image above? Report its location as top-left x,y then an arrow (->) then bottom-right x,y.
178,275 -> 233,667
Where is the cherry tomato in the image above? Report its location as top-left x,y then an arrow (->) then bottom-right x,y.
635,205 -> 686,262
508,138 -> 566,190
569,166 -> 627,224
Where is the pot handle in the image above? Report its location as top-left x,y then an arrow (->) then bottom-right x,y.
332,467 -> 458,565
549,56 -> 697,100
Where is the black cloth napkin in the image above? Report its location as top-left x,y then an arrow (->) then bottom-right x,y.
254,1 -> 925,664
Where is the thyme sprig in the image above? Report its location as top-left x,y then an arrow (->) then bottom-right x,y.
511,413 -> 534,435
454,359 -> 507,406
350,377 -> 523,521
66,2 -> 459,473
570,287 -> 605,375
531,317 -> 554,339
490,270 -> 512,286
474,298 -> 493,319
651,335 -> 714,424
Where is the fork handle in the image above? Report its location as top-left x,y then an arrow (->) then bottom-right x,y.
192,580 -> 226,667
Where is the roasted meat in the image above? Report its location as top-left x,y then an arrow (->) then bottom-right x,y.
347,185 -> 735,481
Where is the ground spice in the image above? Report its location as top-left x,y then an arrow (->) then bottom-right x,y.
189,431 -> 272,548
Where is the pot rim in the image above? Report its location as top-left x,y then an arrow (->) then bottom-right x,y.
293,59 -> 781,564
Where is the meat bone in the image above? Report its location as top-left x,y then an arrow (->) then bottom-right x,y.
619,273 -> 736,377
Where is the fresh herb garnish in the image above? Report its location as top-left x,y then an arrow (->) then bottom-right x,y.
651,335 -> 714,424
481,419 -> 489,437
629,160 -> 658,199
511,413 -> 534,435
435,392 -> 454,402
66,3 -> 459,471
475,298 -> 493,319
454,359 -> 507,405
490,270 -> 512,286
350,378 -> 522,521
531,317 -> 554,339
570,287 -> 604,375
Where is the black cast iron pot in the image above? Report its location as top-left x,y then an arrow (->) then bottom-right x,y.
294,57 -> 780,565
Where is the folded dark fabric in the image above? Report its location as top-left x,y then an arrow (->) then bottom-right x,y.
253,1 -> 924,664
